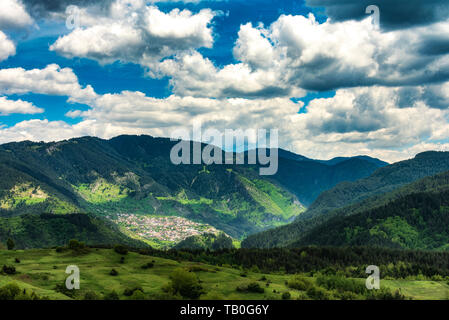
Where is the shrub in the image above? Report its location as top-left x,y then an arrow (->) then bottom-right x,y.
104,290 -> 120,300
167,268 -> 203,299
129,290 -> 146,300
0,283 -> 20,300
250,265 -> 261,273
431,275 -> 444,281
123,286 -> 144,297
287,275 -> 313,291
236,282 -> 264,294
306,285 -> 332,300
367,288 -> 406,300
67,240 -> 88,254
316,275 -> 366,295
68,239 -> 85,250
2,265 -> 16,275
0,283 -> 45,300
141,262 -> 154,269
83,291 -> 99,300
54,282 -> 77,299
114,245 -> 128,255
282,292 -> 291,300
109,269 -> 119,276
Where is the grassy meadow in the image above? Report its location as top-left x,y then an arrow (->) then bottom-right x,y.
1,248 -> 449,300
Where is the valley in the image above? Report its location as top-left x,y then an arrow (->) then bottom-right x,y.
0,135 -> 384,248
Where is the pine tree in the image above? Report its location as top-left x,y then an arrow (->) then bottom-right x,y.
6,238 -> 15,250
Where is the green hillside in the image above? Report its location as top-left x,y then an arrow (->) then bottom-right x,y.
0,214 -> 146,249
0,135 -> 383,247
291,172 -> 449,249
305,151 -> 449,219
2,246 -> 449,300
242,152 -> 449,248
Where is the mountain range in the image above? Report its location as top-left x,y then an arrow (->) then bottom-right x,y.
0,135 -> 386,249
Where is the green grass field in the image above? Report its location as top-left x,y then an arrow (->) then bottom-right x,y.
0,248 -> 448,300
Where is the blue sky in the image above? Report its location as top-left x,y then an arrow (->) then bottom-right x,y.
0,1 -> 327,125
0,0 -> 448,162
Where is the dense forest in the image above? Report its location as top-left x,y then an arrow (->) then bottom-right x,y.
293,190 -> 449,250
129,246 -> 449,278
243,153 -> 449,248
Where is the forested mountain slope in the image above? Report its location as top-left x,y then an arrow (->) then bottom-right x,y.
0,135 -> 384,244
242,152 -> 449,248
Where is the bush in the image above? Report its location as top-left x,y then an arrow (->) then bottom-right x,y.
236,282 -> 264,294
109,269 -> 119,276
68,239 -> 85,250
367,288 -> 406,300
316,275 -> 366,295
129,290 -> 146,300
288,275 -> 313,291
282,292 -> 291,300
67,240 -> 89,254
104,290 -> 120,300
114,245 -> 128,255
141,262 -> 154,270
83,291 -> 99,300
0,283 -> 20,300
0,284 -> 45,300
431,275 -> 444,281
123,286 -> 144,297
54,282 -> 77,299
306,285 -> 332,300
2,265 -> 16,275
167,268 -> 203,299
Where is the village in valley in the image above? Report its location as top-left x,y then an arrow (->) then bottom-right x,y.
115,213 -> 219,243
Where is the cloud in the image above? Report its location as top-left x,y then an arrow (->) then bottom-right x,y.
24,0 -> 209,18
0,96 -> 43,115
306,0 -> 449,30
0,64 -> 97,104
158,50 -> 299,99
287,85 -> 449,162
158,13 -> 449,97
0,0 -> 33,30
49,1 -> 216,70
0,31 -> 15,62
1,81 -> 448,163
0,119 -> 98,144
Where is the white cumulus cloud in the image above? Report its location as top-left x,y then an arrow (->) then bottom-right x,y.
0,0 -> 33,30
0,64 -> 97,104
50,1 -> 216,70
0,31 -> 15,62
0,96 -> 43,115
